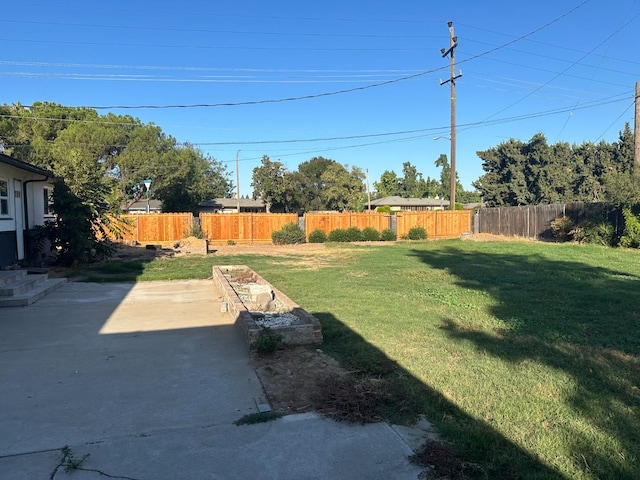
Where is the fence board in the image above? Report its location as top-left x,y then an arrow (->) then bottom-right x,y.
476,204 -> 567,239
108,214 -> 192,242
304,212 -> 391,237
200,213 -> 298,244
396,211 -> 472,239
304,213 -> 350,237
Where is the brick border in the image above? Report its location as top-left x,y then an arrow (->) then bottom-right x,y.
213,265 -> 323,348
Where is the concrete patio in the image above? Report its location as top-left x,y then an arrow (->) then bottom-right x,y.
0,280 -> 425,479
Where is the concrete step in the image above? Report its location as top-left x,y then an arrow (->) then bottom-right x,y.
0,270 -> 27,287
0,274 -> 47,296
0,278 -> 67,307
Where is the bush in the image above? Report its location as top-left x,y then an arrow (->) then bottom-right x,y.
271,222 -> 306,245
252,327 -> 284,354
185,219 -> 204,239
576,222 -> 615,246
376,205 -> 391,214
38,181 -> 115,266
380,229 -> 397,241
406,226 -> 427,240
308,228 -> 327,243
361,227 -> 380,241
346,227 -> 364,242
328,228 -> 350,242
620,208 -> 640,248
550,216 -> 575,242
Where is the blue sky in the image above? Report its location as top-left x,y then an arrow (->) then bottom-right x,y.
1,0 -> 638,193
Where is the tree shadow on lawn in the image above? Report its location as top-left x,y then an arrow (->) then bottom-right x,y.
409,246 -> 640,479
313,311 -> 563,479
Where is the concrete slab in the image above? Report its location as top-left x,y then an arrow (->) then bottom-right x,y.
0,280 -> 423,479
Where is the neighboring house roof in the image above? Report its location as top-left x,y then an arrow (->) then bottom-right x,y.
368,196 -> 450,207
0,153 -> 54,177
199,198 -> 266,209
122,199 -> 163,212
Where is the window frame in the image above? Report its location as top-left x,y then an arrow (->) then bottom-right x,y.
43,186 -> 54,217
0,177 -> 10,217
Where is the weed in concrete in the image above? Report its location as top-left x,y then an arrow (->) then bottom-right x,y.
234,411 -> 283,425
50,445 -> 139,480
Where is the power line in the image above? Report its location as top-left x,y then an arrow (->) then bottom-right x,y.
3,93 -> 631,151
15,2 -> 591,111
460,10 -> 640,134
0,18 -> 440,40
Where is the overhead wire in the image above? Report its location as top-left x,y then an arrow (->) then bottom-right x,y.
459,10 -> 640,134
16,1 -> 592,110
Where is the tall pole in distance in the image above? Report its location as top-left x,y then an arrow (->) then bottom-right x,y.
635,82 -> 639,167
235,150 -> 241,213
440,22 -> 462,210
366,168 -> 371,211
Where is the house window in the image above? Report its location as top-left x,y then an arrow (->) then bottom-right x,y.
0,178 -> 9,216
43,187 -> 53,215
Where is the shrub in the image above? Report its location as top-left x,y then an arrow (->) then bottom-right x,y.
407,226 -> 427,240
376,205 -> 391,214
380,229 -> 397,241
620,208 -> 640,248
252,327 -> 284,354
328,228 -> 350,242
271,222 -> 306,245
577,222 -> 615,246
185,219 -> 204,239
361,227 -> 380,241
550,216 -> 575,242
308,228 -> 327,243
346,227 -> 364,242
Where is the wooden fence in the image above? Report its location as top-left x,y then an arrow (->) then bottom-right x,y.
396,211 -> 472,239
114,213 -> 193,242
474,202 -> 624,240
304,212 -> 391,238
109,210 -> 473,244
200,213 -> 298,244
474,203 -> 577,239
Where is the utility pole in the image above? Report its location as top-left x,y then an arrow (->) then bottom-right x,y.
440,21 -> 462,210
635,82 -> 639,166
366,168 -> 371,211
235,150 -> 241,213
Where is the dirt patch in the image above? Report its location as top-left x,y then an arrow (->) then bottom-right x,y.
251,346 -> 352,415
210,242 -> 330,256
470,233 -> 542,243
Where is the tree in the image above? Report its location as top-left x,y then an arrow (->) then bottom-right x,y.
435,154 -> 467,202
473,127 -> 636,206
373,163 -> 439,199
0,102 -> 232,214
374,170 -> 403,198
297,156 -> 339,211
153,145 -> 231,213
321,163 -> 366,211
251,155 -> 287,213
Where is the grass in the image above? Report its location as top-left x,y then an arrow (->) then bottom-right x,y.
65,241 -> 640,479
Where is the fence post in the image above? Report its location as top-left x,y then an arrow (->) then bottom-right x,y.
434,210 -> 438,239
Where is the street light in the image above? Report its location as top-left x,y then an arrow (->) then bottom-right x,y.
143,179 -> 152,213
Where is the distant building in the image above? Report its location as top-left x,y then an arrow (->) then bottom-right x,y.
368,196 -> 450,211
122,199 -> 163,214
198,198 -> 266,214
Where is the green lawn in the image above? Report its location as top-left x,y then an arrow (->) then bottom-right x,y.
65,240 -> 640,479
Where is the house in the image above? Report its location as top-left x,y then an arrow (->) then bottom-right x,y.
368,196 -> 450,211
0,153 -> 56,267
122,199 -> 163,214
198,197 -> 267,214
